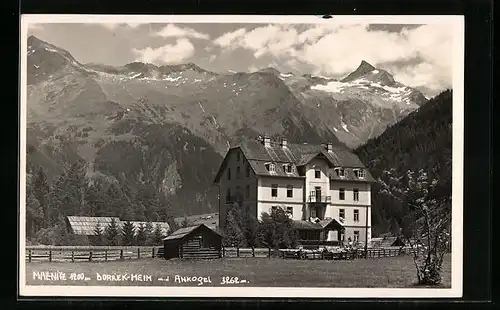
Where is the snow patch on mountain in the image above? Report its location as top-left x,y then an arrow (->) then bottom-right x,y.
164,76 -> 182,82
311,81 -> 346,93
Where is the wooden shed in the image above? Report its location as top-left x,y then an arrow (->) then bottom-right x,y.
163,224 -> 223,260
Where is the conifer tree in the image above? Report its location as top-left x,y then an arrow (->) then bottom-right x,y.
93,222 -> 104,246
145,222 -> 154,245
135,223 -> 147,245
121,220 -> 135,246
152,224 -> 165,245
223,212 -> 244,247
104,218 -> 121,246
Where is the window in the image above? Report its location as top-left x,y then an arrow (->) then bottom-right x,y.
353,188 -> 359,201
286,185 -> 293,198
236,151 -> 240,162
339,188 -> 345,200
245,185 -> 250,198
286,207 -> 293,217
354,209 -> 360,222
226,188 -> 231,202
271,184 -> 278,197
353,231 -> 360,242
284,164 -> 294,173
339,209 -> 345,220
266,163 -> 276,173
236,166 -> 241,179
354,169 -> 366,178
335,168 -> 345,177
227,168 -> 231,180
246,164 -> 250,177
315,168 -> 321,179
271,206 -> 279,212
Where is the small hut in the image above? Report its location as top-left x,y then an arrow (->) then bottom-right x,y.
163,224 -> 223,260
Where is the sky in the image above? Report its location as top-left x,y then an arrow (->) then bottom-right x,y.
27,22 -> 455,98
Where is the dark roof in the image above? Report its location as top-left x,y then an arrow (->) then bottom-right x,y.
214,139 -> 375,182
163,224 -> 222,241
293,220 -> 324,230
293,218 -> 344,231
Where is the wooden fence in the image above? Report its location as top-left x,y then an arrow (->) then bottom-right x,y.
222,246 -> 423,260
26,246 -> 162,263
26,245 -> 426,263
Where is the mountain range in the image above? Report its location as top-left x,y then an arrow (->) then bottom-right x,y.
26,35 -> 431,217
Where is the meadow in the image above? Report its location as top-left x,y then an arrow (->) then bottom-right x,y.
25,253 -> 451,288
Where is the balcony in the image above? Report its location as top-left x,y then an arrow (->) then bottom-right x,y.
308,194 -> 331,204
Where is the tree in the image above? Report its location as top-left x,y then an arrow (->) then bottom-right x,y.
26,170 -> 44,239
270,207 -> 297,249
33,167 -> 49,227
104,218 -> 121,246
223,211 -> 244,247
380,168 -> 451,286
152,224 -> 165,245
242,211 -> 260,248
135,223 -> 147,245
121,221 -> 136,246
145,222 -> 154,245
257,212 -> 275,249
159,194 -> 178,234
258,207 -> 297,250
93,222 -> 104,246
389,217 -> 401,236
181,216 -> 190,228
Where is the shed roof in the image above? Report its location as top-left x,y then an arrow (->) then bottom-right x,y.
163,224 -> 222,241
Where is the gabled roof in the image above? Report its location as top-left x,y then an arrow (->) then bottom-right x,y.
163,224 -> 222,241
214,139 -> 374,182
66,216 -> 121,236
66,216 -> 170,236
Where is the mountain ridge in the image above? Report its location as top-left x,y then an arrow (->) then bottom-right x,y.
25,35 -> 433,221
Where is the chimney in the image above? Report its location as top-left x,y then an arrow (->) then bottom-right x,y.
280,138 -> 288,148
326,142 -> 333,152
262,136 -> 271,147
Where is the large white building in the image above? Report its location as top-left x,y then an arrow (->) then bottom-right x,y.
213,137 -> 375,246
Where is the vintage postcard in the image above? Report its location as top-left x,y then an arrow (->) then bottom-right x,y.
19,14 -> 464,298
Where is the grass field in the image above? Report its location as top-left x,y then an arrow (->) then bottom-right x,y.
26,254 -> 451,288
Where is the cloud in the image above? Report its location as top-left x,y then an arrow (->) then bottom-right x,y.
211,23 -> 453,95
213,25 -> 299,58
132,38 -> 195,64
153,24 -> 209,40
208,55 -> 217,63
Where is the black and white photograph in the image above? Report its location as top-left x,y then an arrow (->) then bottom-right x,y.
19,15 -> 464,298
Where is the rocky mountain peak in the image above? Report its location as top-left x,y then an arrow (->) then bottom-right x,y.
341,60 -> 376,82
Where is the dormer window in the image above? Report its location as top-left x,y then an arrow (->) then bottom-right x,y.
335,167 -> 345,177
354,169 -> 366,179
283,163 -> 294,174
265,163 -> 276,173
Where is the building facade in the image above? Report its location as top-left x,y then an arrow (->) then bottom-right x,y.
213,137 -> 375,246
